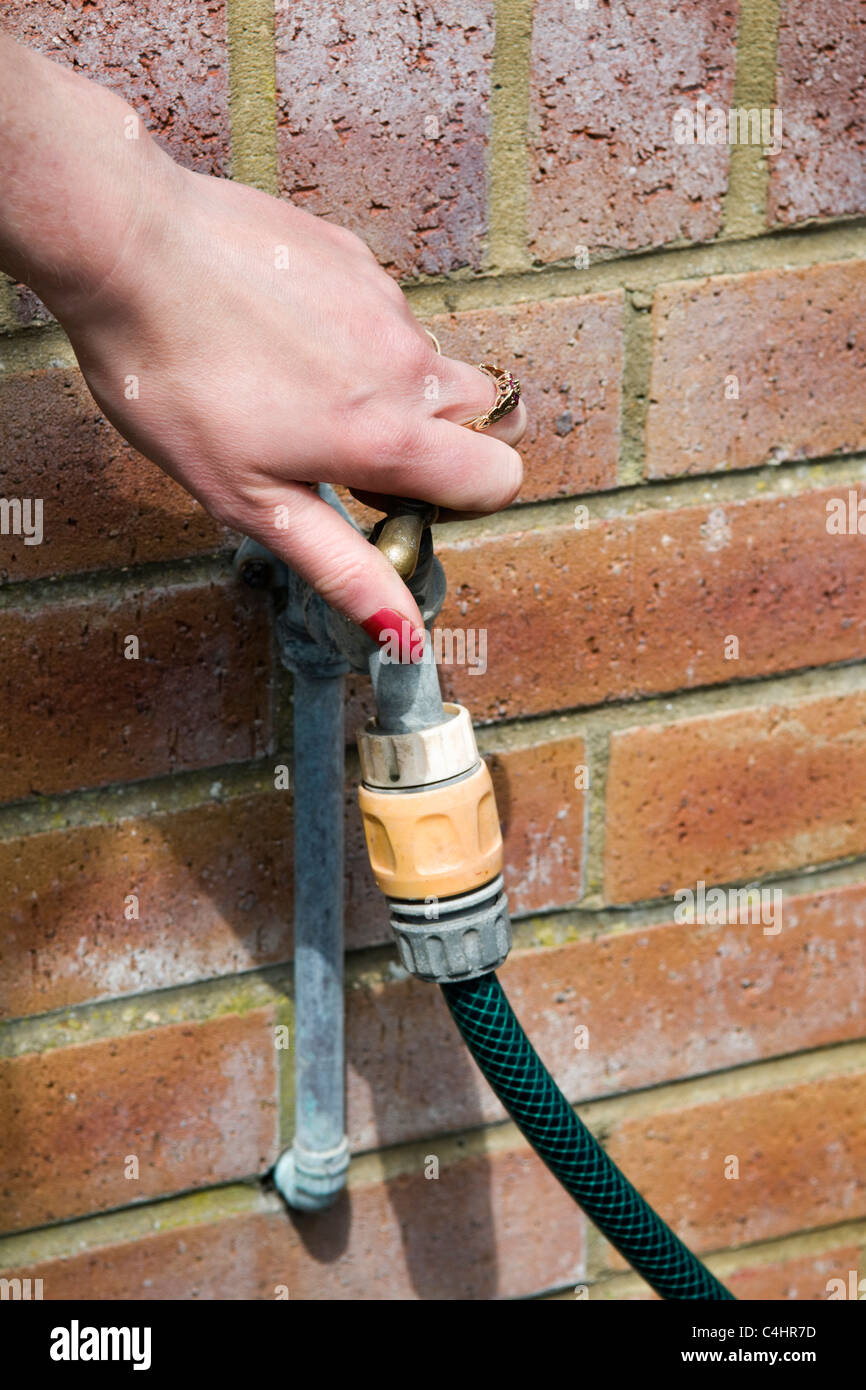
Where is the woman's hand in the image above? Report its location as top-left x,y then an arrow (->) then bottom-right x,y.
0,36 -> 525,642
65,165 -> 526,642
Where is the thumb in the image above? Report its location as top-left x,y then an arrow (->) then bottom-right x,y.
262,483 -> 426,661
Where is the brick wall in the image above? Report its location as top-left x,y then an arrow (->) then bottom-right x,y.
1,0 -> 865,1302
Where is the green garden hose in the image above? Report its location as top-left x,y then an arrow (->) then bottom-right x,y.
441,971 -> 735,1301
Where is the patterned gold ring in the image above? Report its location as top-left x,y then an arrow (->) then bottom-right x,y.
461,364 -> 521,431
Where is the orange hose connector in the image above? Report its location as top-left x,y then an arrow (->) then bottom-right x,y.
358,760 -> 503,901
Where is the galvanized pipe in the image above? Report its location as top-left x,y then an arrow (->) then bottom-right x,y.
366,640 -> 446,734
273,663 -> 349,1210
270,484 -> 445,1209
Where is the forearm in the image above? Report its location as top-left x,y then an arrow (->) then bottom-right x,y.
0,31 -> 177,318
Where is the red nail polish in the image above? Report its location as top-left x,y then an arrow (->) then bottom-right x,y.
362,608 -> 426,663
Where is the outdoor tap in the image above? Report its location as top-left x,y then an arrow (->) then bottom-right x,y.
356,497 -> 512,984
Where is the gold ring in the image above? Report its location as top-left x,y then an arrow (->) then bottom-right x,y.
462,364 -> 521,431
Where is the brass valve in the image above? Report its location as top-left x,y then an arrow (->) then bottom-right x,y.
371,498 -> 438,580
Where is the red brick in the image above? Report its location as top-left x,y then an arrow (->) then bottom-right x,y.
0,580 -> 272,803
429,295 -> 623,501
726,1245 -> 864,1301
770,1 -> 866,226
2,281 -> 54,333
0,369 -> 228,580
0,727 -> 584,1016
603,1070 -> 866,1257
2,1 -> 229,329
646,261 -> 866,477
604,1242 -> 864,1301
0,1146 -> 584,1298
275,2 -> 491,279
346,880 -> 866,1151
529,0 -> 738,262
0,1009 -> 279,1232
487,734 -> 586,914
362,484 -> 866,725
347,973 -> 493,1151
604,692 -> 866,903
4,0 -> 229,174
0,793 -> 293,1020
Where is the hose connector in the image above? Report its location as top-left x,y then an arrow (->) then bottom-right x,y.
357,703 -> 512,982
388,873 -> 510,983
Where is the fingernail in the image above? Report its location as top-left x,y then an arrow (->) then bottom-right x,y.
362,608 -> 426,664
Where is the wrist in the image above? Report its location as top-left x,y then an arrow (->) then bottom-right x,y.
41,126 -> 189,331
0,36 -> 184,324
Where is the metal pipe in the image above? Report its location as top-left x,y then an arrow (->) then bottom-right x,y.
273,663 -> 349,1210
269,488 -> 443,1208
366,641 -> 446,734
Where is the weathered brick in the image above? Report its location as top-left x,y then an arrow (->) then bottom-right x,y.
726,1245 -> 865,1302
429,295 -> 623,500
1,0 -> 862,1303
373,484 -> 866,724
0,1009 -> 279,1232
770,1 -> 866,226
529,0 -> 738,262
0,793 -> 293,1020
4,0 -> 229,173
603,1069 -> 866,1257
346,880 -> 866,1151
0,1146 -> 584,1298
605,692 -> 866,903
17,1228 -> 861,1301
0,368 -> 228,580
275,1 -> 491,278
0,579 -> 272,803
0,728 -> 583,1017
1,2 -> 229,330
487,733 -> 586,914
600,1242 -> 864,1301
0,280 -> 54,334
646,261 -> 866,477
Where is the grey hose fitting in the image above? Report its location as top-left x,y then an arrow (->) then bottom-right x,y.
388,874 -> 511,983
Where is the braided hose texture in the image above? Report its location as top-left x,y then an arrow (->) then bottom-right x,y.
441,972 -> 734,1301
